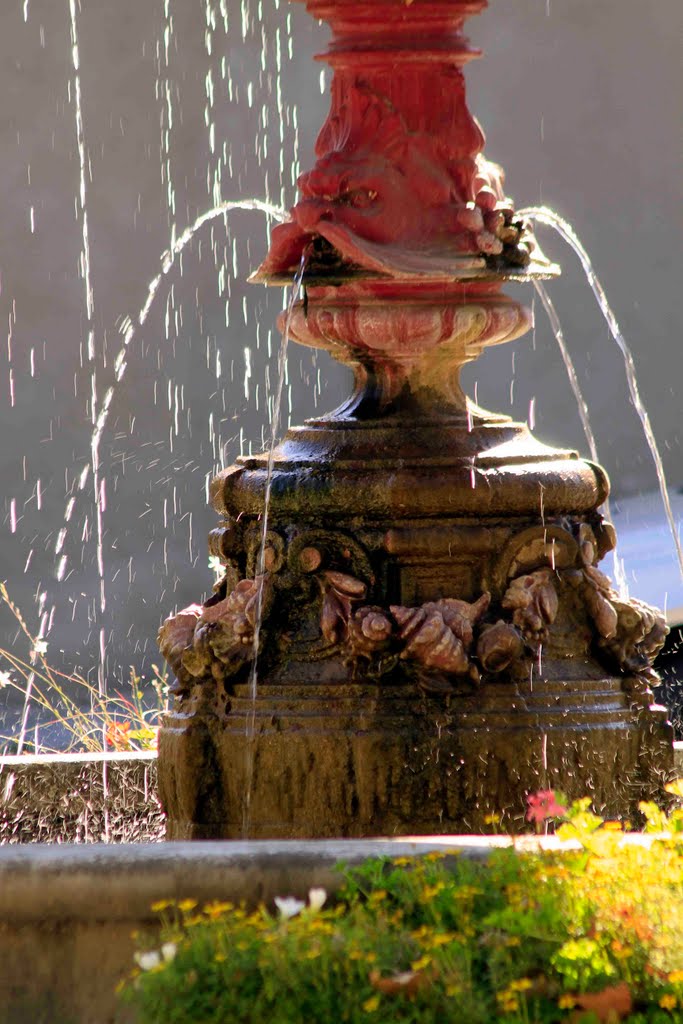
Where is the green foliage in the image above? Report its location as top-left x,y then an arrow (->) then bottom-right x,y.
122,795 -> 683,1024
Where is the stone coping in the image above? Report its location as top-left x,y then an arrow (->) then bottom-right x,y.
0,749 -> 157,766
2,741 -> 680,768
0,832 -> 667,924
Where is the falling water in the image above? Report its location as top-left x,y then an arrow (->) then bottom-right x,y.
532,280 -> 628,596
53,200 -> 287,589
533,281 -> 599,467
159,0 -> 177,240
242,252 -> 307,836
520,206 -> 683,583
68,0 -> 108,710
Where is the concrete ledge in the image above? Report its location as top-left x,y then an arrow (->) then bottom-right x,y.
0,833 -> 672,1024
0,836 -> 512,923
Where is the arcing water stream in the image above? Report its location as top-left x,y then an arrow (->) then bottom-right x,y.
520,207 -> 683,585
532,280 -> 628,597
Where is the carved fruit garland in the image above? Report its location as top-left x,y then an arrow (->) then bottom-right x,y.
158,577 -> 270,696
158,541 -> 668,701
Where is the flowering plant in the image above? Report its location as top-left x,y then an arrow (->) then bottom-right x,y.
0,581 -> 168,753
123,787 -> 683,1023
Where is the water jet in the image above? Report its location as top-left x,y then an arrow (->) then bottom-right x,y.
157,0 -> 673,839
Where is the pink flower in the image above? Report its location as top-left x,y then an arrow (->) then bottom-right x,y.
526,789 -> 567,824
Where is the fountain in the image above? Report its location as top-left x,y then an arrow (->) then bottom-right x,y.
157,0 -> 673,839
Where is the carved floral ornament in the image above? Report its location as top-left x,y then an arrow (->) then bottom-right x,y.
158,520 -> 668,705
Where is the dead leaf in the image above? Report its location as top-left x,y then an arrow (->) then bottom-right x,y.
369,968 -> 431,997
571,982 -> 632,1022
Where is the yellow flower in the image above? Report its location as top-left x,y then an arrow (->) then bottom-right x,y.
510,978 -> 532,992
177,899 -> 198,913
392,856 -> 412,866
367,890 -> 387,904
484,812 -> 502,825
506,936 -> 521,947
424,851 -> 447,862
362,994 -> 381,1013
150,899 -> 174,913
558,994 -> 576,1009
669,971 -> 683,984
659,994 -> 677,1011
410,955 -> 432,972
610,939 -> 633,960
214,953 -> 227,963
664,778 -> 683,799
203,900 -> 234,918
496,993 -> 519,1014
422,882 -> 446,900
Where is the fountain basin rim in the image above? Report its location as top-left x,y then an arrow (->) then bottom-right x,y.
2,831 -> 679,923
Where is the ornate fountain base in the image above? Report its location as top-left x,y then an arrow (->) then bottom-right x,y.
161,667 -> 671,840
158,359 -> 674,838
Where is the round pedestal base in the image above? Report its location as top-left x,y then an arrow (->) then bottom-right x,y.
159,660 -> 673,839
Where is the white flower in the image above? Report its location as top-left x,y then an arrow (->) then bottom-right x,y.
32,639 -> 48,656
0,671 -> 11,688
161,942 -> 177,962
308,888 -> 327,912
208,555 -> 223,581
274,896 -> 306,920
134,950 -> 162,971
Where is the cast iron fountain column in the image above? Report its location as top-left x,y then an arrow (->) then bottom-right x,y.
158,0 -> 673,839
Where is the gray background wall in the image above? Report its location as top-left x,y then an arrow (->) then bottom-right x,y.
0,0 -> 681,714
